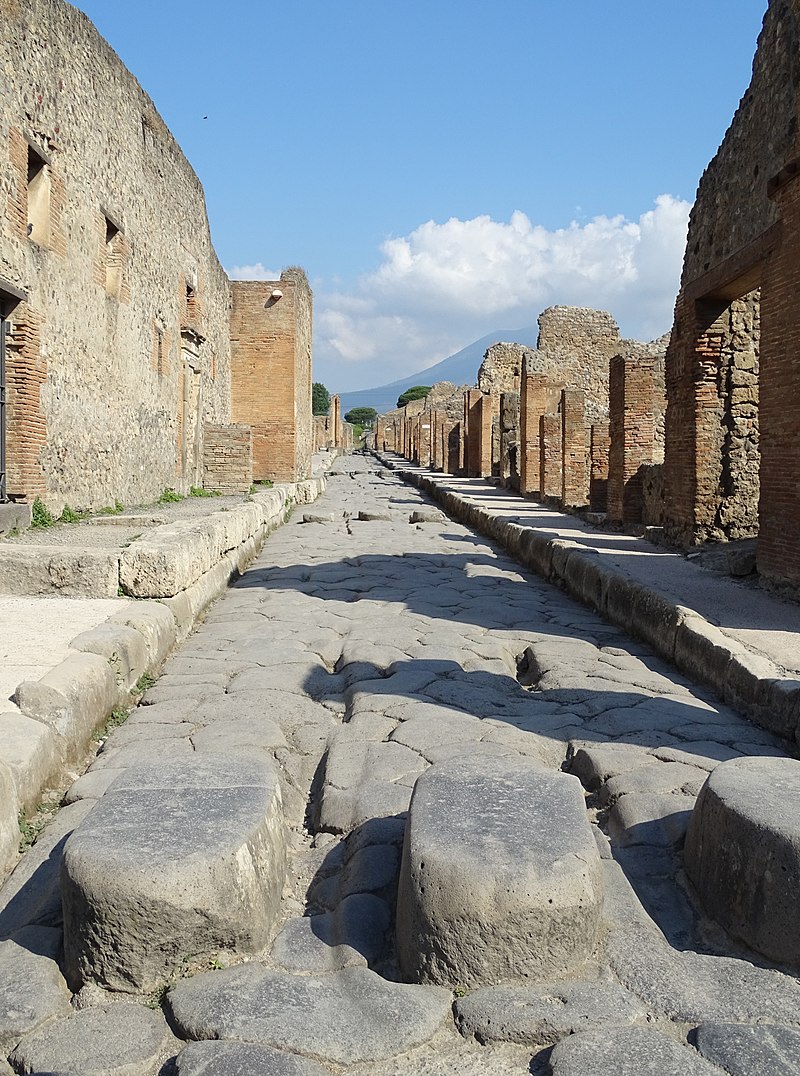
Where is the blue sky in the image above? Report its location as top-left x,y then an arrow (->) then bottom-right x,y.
73,1 -> 767,390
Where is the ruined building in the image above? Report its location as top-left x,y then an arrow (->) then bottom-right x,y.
660,0 -> 799,595
0,0 -> 313,516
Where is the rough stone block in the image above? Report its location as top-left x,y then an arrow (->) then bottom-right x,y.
0,546 -> 120,598
548,1026 -> 723,1075
0,927 -> 71,1052
62,755 -> 287,991
396,755 -> 603,986
694,1022 -> 800,1076
175,1041 -> 333,1076
0,761 -> 19,882
684,756 -> 800,965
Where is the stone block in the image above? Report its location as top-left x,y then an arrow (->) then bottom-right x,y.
0,927 -> 71,1052
69,622 -> 149,694
548,1026 -> 723,1075
684,756 -> 800,965
62,755 -> 287,992
694,1022 -> 800,1076
0,546 -> 120,598
395,755 -> 603,986
0,761 -> 19,882
108,600 -> 177,669
175,1041 -> 333,1076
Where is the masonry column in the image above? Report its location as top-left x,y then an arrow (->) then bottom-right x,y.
539,413 -> 562,499
419,412 -> 433,469
464,389 -> 483,477
607,355 -> 656,525
520,368 -> 559,496
330,395 -> 342,449
477,394 -> 495,478
589,422 -> 610,512
500,391 -> 520,489
759,166 -> 800,590
561,388 -> 587,507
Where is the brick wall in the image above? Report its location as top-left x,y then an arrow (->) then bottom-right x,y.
589,422 -> 610,512
539,413 -> 562,499
477,393 -> 495,478
500,391 -> 520,489
203,423 -> 253,494
561,388 -> 587,508
520,366 -> 561,495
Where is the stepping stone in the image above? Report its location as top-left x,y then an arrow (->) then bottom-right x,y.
454,980 -> 645,1046
270,894 -> 390,972
175,1040 -> 334,1075
167,964 -> 452,1065
357,510 -> 392,521
694,1022 -> 800,1076
409,510 -> 445,524
548,1026 -> 723,1075
302,513 -> 336,524
10,1003 -> 170,1076
685,756 -> 800,964
62,755 -> 286,992
0,927 -> 71,1052
395,755 -> 603,986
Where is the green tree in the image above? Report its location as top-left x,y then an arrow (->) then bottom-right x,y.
312,382 -> 331,416
397,385 -> 432,409
344,406 -> 377,428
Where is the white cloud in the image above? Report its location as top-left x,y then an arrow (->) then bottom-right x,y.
314,195 -> 691,390
227,262 -> 281,281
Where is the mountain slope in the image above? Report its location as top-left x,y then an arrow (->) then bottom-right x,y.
336,328 -> 536,417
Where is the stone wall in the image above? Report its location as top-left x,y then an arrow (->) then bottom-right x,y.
0,0 -> 233,509
230,270 -> 313,484
477,343 -> 527,395
203,423 -> 253,495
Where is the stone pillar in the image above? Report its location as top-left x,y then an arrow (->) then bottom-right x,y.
431,410 -> 447,470
607,355 -> 656,525
539,413 -> 562,498
459,394 -> 468,472
500,391 -> 520,489
589,422 -> 611,512
330,395 -> 342,449
443,420 -> 459,474
561,388 -> 587,508
465,389 -> 483,477
419,413 -> 433,469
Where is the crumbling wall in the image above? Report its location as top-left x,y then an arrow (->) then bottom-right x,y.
477,343 -> 527,395
0,0 -> 233,509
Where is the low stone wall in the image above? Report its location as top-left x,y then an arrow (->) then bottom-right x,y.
390,463 -> 800,745
0,475 -> 326,882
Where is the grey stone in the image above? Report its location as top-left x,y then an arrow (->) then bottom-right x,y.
454,980 -> 645,1046
271,895 -> 390,972
409,510 -> 446,524
324,738 -> 425,792
167,964 -> 452,1065
608,792 -> 695,846
62,755 -> 286,992
0,761 -> 18,883
0,927 -> 70,1052
694,1022 -> 800,1076
317,780 -> 412,834
302,512 -> 336,524
10,1002 -> 170,1076
568,742 -> 655,792
684,756 -> 800,965
175,1040 -> 334,1076
548,1026 -> 723,1075
190,714 -> 287,754
601,761 -> 706,803
357,510 -> 392,522
396,755 -> 603,986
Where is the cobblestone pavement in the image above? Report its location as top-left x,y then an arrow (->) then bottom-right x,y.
1,455 -> 799,1075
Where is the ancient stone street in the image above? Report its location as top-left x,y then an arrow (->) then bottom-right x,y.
2,455 -> 799,1075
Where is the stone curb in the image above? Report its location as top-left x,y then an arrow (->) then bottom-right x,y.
392,466 -> 800,744
1,476 -> 326,882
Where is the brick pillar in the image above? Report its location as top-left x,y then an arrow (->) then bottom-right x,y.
759,168 -> 800,590
500,391 -> 520,488
459,394 -> 468,472
419,412 -> 433,468
589,422 -> 611,512
607,355 -> 656,525
477,394 -> 495,478
465,389 -> 483,476
561,388 -> 587,507
539,413 -> 562,498
330,395 -> 341,449
520,368 -> 560,496
441,419 -> 458,474
431,410 -> 446,470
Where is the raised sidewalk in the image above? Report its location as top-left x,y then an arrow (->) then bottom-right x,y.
381,455 -> 800,747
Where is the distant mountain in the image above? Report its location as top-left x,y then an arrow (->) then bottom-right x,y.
336,328 -> 536,418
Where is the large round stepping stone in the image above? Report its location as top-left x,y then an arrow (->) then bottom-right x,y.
694,1022 -> 800,1075
10,1002 -> 170,1076
548,1026 -> 723,1074
62,755 -> 286,992
167,964 -> 452,1065
175,1040 -> 333,1075
684,757 -> 800,964
395,756 -> 603,986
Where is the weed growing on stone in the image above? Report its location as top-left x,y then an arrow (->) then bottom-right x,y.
18,799 -> 59,853
134,672 -> 156,695
98,499 -> 124,515
94,707 -> 130,744
189,486 -> 221,498
158,488 -> 183,504
453,986 -> 469,998
31,497 -> 54,528
59,504 -> 85,524
249,479 -> 274,493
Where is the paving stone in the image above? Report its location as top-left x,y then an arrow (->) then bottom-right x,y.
318,781 -> 412,834
684,756 -> 800,964
271,894 -> 391,972
568,742 -> 655,792
174,1040 -> 334,1076
608,792 -> 696,846
10,1002 -> 170,1076
325,738 -> 426,790
694,1022 -> 800,1076
454,980 -> 645,1046
190,714 -> 287,754
0,927 -> 70,1052
62,755 -> 286,992
548,1026 -> 723,1075
390,713 -> 484,758
168,964 -> 452,1065
601,761 -> 706,803
396,755 -> 602,986
652,742 -> 743,771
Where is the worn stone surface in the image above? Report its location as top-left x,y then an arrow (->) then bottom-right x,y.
175,1040 -> 334,1076
396,755 -> 603,986
62,755 -> 286,991
168,964 -> 452,1065
9,1002 -> 171,1076
694,1022 -> 800,1076
684,756 -> 800,965
0,927 -> 70,1052
548,1026 -> 723,1075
